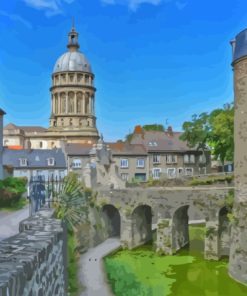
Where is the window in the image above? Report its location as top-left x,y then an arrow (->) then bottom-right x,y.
136,158 -> 145,168
184,154 -> 195,164
85,75 -> 89,84
153,154 -> 161,164
184,154 -> 189,163
166,154 -> 177,164
121,173 -> 129,181
185,168 -> 193,176
199,154 -> 206,163
19,158 -> 27,167
152,168 -> 161,179
35,156 -> 40,162
47,158 -> 55,166
190,155 -> 195,163
72,159 -> 82,169
167,168 -> 176,178
39,141 -> 43,148
120,159 -> 129,168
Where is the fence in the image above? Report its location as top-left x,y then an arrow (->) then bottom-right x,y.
28,175 -> 64,216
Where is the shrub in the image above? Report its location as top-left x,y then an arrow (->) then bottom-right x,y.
0,177 -> 27,207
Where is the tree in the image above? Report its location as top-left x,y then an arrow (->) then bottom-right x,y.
179,112 -> 211,158
209,103 -> 234,167
180,103 -> 234,169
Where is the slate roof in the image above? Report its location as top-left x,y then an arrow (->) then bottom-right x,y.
64,143 -> 93,156
4,123 -> 47,133
129,130 -> 195,152
3,148 -> 67,168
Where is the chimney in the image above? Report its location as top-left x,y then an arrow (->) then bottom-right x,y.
167,126 -> 173,136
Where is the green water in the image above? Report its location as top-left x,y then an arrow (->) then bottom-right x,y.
104,225 -> 247,296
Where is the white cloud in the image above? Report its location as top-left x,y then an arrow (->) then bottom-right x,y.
0,10 -> 32,29
23,0 -> 75,16
101,0 -> 187,11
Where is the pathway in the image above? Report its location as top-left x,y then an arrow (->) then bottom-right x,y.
79,238 -> 121,296
0,206 -> 29,241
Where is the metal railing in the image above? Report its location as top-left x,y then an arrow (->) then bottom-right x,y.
27,175 -> 64,216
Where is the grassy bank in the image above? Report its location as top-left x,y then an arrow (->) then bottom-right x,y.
104,225 -> 247,296
67,232 -> 83,296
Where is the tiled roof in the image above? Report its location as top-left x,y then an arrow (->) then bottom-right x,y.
108,142 -> 147,156
130,130 -> 195,152
64,143 -> 93,156
3,148 -> 67,168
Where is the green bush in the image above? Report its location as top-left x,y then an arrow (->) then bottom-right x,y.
0,177 -> 27,207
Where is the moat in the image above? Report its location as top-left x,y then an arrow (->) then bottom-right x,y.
104,224 -> 247,296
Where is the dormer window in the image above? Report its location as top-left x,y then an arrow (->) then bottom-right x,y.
19,158 -> 27,167
47,158 -> 55,166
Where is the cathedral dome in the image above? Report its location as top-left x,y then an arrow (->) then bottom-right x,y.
53,51 -> 92,74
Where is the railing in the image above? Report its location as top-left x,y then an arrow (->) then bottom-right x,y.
28,175 -> 64,216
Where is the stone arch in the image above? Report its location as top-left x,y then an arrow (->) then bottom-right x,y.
131,205 -> 152,247
218,206 -> 230,257
172,205 -> 189,252
68,92 -> 74,113
102,205 -> 121,237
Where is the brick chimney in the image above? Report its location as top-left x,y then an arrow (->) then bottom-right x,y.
167,126 -> 173,136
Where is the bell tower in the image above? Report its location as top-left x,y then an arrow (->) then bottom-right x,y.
47,24 -> 99,144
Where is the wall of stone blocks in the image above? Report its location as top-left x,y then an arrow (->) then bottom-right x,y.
0,208 -> 67,296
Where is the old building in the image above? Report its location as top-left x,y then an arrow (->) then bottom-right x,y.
3,148 -> 67,182
108,142 -> 148,182
3,25 -> 99,149
129,125 -> 211,179
0,108 -> 6,179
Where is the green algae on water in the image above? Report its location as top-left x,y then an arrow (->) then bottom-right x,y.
104,225 -> 247,296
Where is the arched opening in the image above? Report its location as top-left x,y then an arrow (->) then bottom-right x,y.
172,205 -> 189,252
219,206 -> 230,258
131,205 -> 152,247
102,205 -> 120,237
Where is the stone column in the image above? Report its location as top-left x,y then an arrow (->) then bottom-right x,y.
82,93 -> 85,114
156,219 -> 173,255
74,92 -> 76,114
58,94 -> 61,115
204,220 -> 219,260
88,96 -> 92,114
65,92 -> 68,114
229,29 -> 247,283
120,214 -> 133,249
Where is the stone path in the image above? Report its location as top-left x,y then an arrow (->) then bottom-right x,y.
79,238 -> 121,296
0,206 -> 29,241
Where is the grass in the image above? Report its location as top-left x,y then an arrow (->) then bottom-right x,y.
104,225 -> 247,296
0,197 -> 28,212
67,231 -> 83,296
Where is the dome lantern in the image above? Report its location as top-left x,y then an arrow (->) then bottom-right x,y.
67,24 -> 80,52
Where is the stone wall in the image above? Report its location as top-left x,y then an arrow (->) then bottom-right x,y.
0,208 -> 67,296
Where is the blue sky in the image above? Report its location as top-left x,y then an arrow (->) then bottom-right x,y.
0,0 -> 246,141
